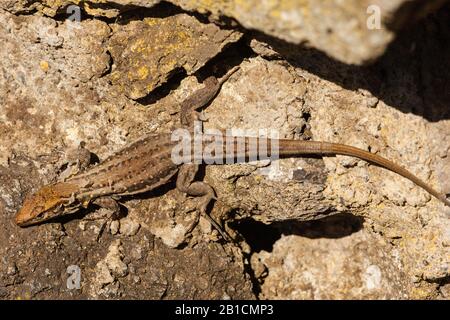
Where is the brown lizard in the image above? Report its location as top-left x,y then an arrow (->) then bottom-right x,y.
15,66 -> 450,231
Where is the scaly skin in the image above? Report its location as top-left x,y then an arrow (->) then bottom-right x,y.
15,65 -> 449,228
15,134 -> 450,227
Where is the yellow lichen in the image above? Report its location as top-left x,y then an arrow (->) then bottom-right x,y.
39,60 -> 49,72
137,66 -> 149,80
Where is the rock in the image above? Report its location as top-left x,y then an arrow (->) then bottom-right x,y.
95,261 -> 115,287
92,240 -> 128,293
108,13 -> 242,99
255,230 -> 410,299
152,222 -> 191,249
174,0 -> 449,64
7,264 -> 17,276
105,240 -> 128,277
130,246 -> 143,260
3,1 -> 448,64
198,216 -> 212,234
78,221 -> 87,231
110,220 -> 120,235
119,218 -> 140,236
141,192 -> 199,248
440,284 -> 450,299
1,2 -> 449,300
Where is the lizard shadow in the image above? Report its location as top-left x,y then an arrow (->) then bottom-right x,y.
230,212 -> 365,253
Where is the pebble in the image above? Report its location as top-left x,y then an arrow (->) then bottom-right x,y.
119,218 -> 140,236
110,220 -> 120,235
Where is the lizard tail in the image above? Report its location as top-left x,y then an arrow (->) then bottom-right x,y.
277,139 -> 450,207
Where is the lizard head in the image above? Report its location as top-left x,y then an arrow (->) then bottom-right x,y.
15,183 -> 78,227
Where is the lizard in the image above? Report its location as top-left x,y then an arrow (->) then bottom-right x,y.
15,65 -> 450,232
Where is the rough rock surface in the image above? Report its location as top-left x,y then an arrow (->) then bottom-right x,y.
108,13 -> 242,99
0,7 -> 253,300
0,1 -> 449,300
254,229 -> 410,299
1,0 -> 449,64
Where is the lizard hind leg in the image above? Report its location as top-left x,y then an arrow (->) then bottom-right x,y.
176,163 -> 231,241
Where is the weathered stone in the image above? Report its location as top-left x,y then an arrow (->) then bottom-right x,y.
108,14 -> 242,99
1,3 -> 449,300
174,0 -> 449,64
255,230 -> 410,299
2,0 -> 448,64
119,217 -> 140,236
138,191 -> 199,248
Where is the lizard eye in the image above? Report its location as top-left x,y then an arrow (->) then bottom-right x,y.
34,205 -> 45,215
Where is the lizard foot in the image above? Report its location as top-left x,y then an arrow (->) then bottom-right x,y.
187,182 -> 232,242
84,196 -> 122,241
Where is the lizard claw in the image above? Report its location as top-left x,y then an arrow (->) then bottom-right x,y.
197,111 -> 209,122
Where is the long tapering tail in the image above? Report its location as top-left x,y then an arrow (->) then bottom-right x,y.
277,139 -> 450,207
199,134 -> 448,206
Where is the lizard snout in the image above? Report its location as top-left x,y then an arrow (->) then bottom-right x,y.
15,195 -> 44,227
15,182 -> 79,227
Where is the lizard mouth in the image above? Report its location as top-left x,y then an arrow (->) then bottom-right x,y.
15,212 -> 49,227
15,205 -> 56,227
15,201 -> 82,227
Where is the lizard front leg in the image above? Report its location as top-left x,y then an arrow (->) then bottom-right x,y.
180,66 -> 240,127
84,196 -> 122,241
180,76 -> 219,126
176,163 -> 231,241
91,196 -> 121,218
